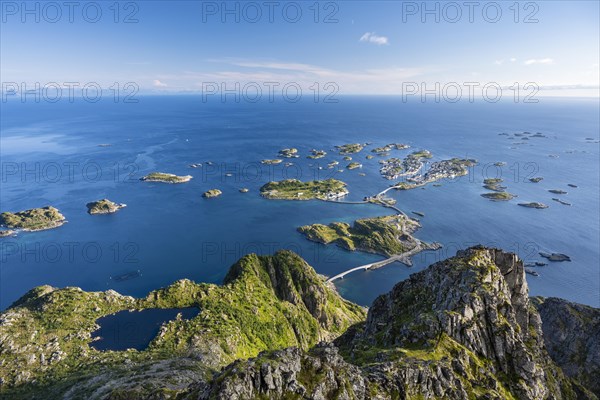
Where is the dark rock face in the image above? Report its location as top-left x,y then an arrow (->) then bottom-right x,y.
200,247 -> 597,400
535,297 -> 600,397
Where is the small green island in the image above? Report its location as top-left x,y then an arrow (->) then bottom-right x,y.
0,206 -> 66,231
86,199 -> 127,215
483,178 -> 507,191
140,172 -> 192,184
336,143 -> 364,155
278,148 -> 299,158
346,162 -> 362,170
260,179 -> 348,200
529,177 -> 544,183
481,191 -> 516,201
203,189 -> 222,198
307,149 -> 327,159
372,143 -> 409,154
298,214 -> 434,258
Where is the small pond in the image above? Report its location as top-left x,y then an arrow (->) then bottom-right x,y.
90,307 -> 199,351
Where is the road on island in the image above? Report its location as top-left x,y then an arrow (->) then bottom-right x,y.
321,181 -> 429,283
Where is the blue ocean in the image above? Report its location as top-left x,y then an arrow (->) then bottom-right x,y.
1,96 -> 598,309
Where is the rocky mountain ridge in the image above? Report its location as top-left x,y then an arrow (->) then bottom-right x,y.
0,247 -> 597,399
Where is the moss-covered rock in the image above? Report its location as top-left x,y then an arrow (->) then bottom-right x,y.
86,199 -> 126,215
0,251 -> 365,398
202,189 -> 222,198
202,247 -> 597,400
0,206 -> 65,231
481,191 -> 516,201
298,215 -> 423,257
336,143 -> 364,155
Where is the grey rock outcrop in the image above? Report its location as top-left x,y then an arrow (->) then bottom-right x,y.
198,246 -> 597,400
535,297 -> 600,397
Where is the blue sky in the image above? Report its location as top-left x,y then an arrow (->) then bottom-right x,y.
1,1 -> 599,96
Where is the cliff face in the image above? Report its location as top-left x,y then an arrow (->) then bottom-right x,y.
534,297 -> 600,397
200,247 -> 597,400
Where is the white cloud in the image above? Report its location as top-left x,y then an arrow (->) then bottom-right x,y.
359,32 -> 389,46
510,58 -> 517,62
524,58 -> 554,66
148,59 -> 429,94
153,79 -> 168,87
494,60 -> 504,65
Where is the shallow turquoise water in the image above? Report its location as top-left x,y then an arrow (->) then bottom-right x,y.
1,96 -> 598,309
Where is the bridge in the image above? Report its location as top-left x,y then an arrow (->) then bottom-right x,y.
326,243 -> 438,283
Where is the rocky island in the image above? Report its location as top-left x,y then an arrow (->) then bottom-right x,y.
140,172 -> 192,183
481,191 -> 516,201
483,178 -> 506,191
346,162 -> 362,170
0,229 -> 16,237
278,148 -> 299,158
1,247 -> 597,399
372,143 -> 409,154
0,206 -> 66,231
307,149 -> 326,159
336,143 -> 364,155
260,159 -> 283,165
394,157 -> 477,190
379,150 -> 434,180
86,199 -> 126,215
260,179 -> 348,200
519,202 -> 549,209
540,252 -> 571,261
298,214 -> 433,258
553,198 -> 572,206
202,189 -> 222,198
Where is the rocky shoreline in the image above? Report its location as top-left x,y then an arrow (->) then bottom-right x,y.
140,172 -> 192,183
